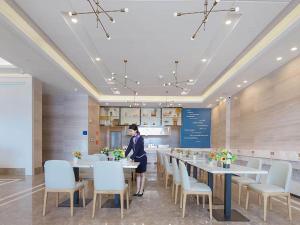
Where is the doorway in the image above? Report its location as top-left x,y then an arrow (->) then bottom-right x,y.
110,131 -> 122,149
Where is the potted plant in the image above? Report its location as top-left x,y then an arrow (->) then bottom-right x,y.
112,148 -> 125,161
99,147 -> 111,156
72,151 -> 82,164
216,148 -> 237,168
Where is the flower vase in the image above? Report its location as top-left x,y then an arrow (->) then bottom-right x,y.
73,157 -> 78,164
217,161 -> 222,167
223,160 -> 231,168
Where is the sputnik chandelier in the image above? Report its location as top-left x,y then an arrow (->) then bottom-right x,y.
163,61 -> 193,94
110,59 -> 140,96
68,0 -> 129,40
174,0 -> 239,40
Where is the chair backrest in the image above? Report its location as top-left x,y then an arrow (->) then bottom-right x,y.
44,160 -> 75,189
179,161 -> 190,190
164,155 -> 172,174
267,161 -> 292,192
171,157 -> 180,184
93,161 -> 125,191
246,158 -> 262,182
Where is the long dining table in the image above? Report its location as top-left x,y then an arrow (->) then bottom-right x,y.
166,152 -> 268,222
59,159 -> 139,208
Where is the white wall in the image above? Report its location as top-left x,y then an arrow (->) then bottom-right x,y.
0,75 -> 33,175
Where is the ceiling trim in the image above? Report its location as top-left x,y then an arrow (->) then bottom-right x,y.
98,95 -> 203,103
0,0 -> 101,99
201,2 -> 300,101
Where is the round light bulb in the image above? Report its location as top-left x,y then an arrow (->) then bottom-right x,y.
68,11 -> 73,17
124,8 -> 129,13
191,36 -> 195,41
235,7 -> 240,12
173,12 -> 178,17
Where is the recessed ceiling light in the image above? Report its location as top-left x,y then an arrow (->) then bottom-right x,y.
276,57 -> 282,61
243,80 -> 248,83
237,84 -> 241,88
158,75 -> 164,79
178,103 -> 182,106
169,103 -> 173,106
113,91 -> 120,95
225,20 -> 232,25
201,58 -> 207,63
181,91 -> 187,95
142,103 -> 146,106
108,78 -> 112,81
71,17 -> 78,24
290,47 -> 298,52
136,81 -> 140,85
74,88 -> 78,92
105,102 -> 109,106
95,57 -> 101,61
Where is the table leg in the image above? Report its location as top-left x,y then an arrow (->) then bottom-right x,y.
114,194 -> 120,207
73,167 -> 80,205
187,163 -> 191,176
207,172 -> 213,190
193,166 -> 197,179
224,173 -> 232,219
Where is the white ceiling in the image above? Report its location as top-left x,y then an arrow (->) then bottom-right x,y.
0,0 -> 299,107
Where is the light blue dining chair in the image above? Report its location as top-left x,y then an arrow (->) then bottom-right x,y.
171,157 -> 198,204
43,160 -> 86,216
164,155 -> 173,189
245,161 -> 292,221
92,161 -> 129,219
179,161 -> 212,219
79,154 -> 101,180
232,158 -> 262,205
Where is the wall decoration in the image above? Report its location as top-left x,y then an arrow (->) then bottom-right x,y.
120,108 -> 140,125
180,108 -> 211,148
100,107 -> 120,126
162,108 -> 182,126
141,108 -> 161,126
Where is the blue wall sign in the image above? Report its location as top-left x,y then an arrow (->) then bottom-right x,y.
180,108 -> 211,148
82,131 -> 88,136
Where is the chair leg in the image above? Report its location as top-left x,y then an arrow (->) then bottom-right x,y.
209,193 -> 212,220
165,174 -> 169,189
98,194 -> 101,208
174,184 -> 179,204
245,189 -> 249,210
70,192 -> 74,217
263,194 -> 268,221
202,195 -> 205,209
238,184 -> 242,205
55,192 -> 59,207
182,193 -> 187,218
180,191 -> 183,209
258,194 -> 261,206
287,194 -> 292,221
196,195 -> 199,205
92,192 -> 97,219
126,189 -> 129,209
269,197 -> 272,210
82,188 -> 86,208
42,191 -> 48,216
172,182 -> 175,197
120,192 -> 124,218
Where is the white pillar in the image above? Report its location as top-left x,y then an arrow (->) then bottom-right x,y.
225,96 -> 231,150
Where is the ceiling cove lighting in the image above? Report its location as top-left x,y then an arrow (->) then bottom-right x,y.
68,0 -> 128,40
0,0 -> 102,99
201,4 -> 300,102
174,0 -> 239,40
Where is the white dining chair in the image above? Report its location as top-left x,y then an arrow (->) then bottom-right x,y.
79,154 -> 101,180
164,155 -> 173,189
43,160 -> 86,217
245,161 -> 292,221
158,151 -> 165,177
171,157 -> 198,204
93,153 -> 108,161
232,158 -> 262,205
92,161 -> 129,219
179,161 -> 212,219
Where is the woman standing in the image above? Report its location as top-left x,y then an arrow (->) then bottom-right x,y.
125,124 -> 147,196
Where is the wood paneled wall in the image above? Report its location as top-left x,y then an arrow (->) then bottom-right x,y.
212,56 -> 300,156
230,56 -> 300,152
211,101 -> 226,148
88,97 -> 100,154
42,95 -> 89,161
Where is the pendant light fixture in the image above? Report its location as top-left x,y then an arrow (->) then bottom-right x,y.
174,0 -> 239,40
68,0 -> 129,40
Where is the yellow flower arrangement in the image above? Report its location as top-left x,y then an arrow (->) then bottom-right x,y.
72,151 -> 82,159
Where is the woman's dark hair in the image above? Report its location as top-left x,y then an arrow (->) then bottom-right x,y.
129,124 -> 139,132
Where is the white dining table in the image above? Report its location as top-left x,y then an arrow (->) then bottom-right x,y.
167,152 -> 268,222
59,160 -> 139,208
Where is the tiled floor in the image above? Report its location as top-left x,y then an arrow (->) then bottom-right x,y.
0,164 -> 299,225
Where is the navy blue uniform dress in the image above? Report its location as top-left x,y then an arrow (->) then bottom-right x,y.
125,135 -> 147,173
